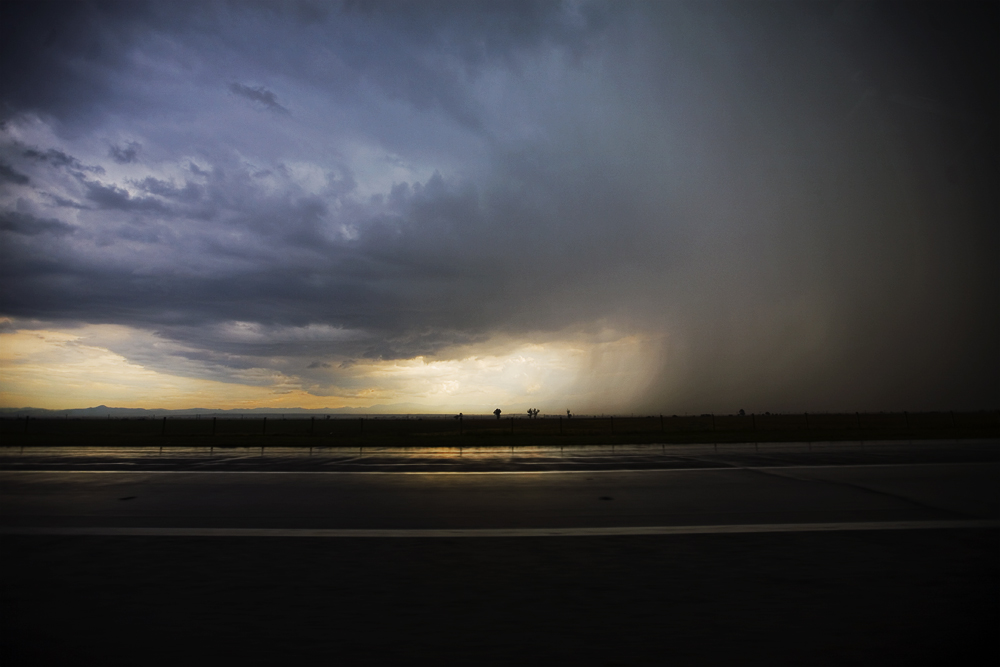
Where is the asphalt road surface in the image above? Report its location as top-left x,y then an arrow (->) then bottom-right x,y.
2,440 -> 997,665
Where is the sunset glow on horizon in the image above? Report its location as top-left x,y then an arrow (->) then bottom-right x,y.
0,321 -> 659,413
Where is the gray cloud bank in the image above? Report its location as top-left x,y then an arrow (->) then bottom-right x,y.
0,0 -> 996,411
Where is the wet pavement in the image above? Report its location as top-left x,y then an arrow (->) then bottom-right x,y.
2,462 -> 997,531
2,441 -> 997,665
2,440 -> 996,531
2,438 -> 997,472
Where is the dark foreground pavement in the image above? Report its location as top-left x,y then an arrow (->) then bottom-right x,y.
2,441 -> 997,665
3,531 -> 997,666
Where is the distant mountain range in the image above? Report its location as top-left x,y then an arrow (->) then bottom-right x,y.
0,404 -> 459,418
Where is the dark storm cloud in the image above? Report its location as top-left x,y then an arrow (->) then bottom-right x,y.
84,181 -> 169,212
0,1 -> 996,410
0,163 -> 29,185
108,141 -> 141,164
229,83 -> 289,114
132,177 -> 202,202
22,148 -> 104,174
0,211 -> 74,237
1,0 -> 601,134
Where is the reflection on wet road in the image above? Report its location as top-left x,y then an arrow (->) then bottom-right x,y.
2,438 -> 997,472
2,441 -> 996,532
3,441 -> 997,666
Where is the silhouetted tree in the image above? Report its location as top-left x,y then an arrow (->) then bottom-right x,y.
494,408 -> 502,420
566,409 -> 572,419
739,409 -> 745,416
528,408 -> 539,419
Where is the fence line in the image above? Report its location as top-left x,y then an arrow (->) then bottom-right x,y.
3,411 -> 999,444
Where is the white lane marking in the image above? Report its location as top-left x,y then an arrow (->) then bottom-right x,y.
1,520 -> 996,538
0,461 -> 996,475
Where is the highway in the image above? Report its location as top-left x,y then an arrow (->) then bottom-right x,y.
2,440 -> 997,665
1,463 -> 997,532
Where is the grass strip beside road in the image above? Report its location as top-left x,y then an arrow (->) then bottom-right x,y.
2,411 -> 999,449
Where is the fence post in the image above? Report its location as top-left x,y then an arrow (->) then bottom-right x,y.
262,417 -> 267,435
311,416 -> 315,436
660,414 -> 664,433
162,416 -> 167,435
610,416 -> 614,435
212,416 -> 217,436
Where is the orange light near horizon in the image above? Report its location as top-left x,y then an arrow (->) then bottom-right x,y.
0,324 -> 661,413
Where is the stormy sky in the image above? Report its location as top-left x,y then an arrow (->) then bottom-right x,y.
0,1 -> 997,413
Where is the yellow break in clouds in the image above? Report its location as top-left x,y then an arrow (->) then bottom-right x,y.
0,328 -> 314,410
0,324 -> 661,412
